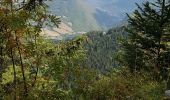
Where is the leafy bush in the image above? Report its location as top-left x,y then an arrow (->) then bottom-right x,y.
112,68 -> 166,99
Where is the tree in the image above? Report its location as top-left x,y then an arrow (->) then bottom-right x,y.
123,0 -> 170,80
0,0 -> 60,98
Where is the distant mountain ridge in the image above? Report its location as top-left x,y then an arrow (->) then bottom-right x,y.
47,0 -> 145,32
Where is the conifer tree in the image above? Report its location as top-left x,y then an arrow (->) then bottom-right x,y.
124,0 -> 170,80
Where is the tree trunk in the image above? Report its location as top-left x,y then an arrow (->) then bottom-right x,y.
16,36 -> 28,96
0,46 -> 3,83
10,48 -> 17,100
167,77 -> 170,90
155,0 -> 165,80
0,46 -> 3,100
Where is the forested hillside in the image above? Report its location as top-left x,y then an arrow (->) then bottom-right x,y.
0,0 -> 170,99
84,26 -> 127,72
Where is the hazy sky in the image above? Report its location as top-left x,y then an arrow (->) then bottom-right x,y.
86,0 -> 147,17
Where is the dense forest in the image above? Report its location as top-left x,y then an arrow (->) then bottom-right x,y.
0,0 -> 170,99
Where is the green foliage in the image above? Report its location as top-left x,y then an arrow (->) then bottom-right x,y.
0,0 -> 60,98
0,0 -> 169,99
122,0 -> 170,80
44,36 -> 98,99
88,75 -> 115,100
84,27 -> 127,72
111,68 -> 165,99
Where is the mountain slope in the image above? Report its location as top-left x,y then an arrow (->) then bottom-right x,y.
47,0 -> 146,32
47,0 -> 101,32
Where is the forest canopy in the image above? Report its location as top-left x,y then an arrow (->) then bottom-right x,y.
0,0 -> 170,99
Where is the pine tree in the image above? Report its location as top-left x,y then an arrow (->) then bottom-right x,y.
124,0 -> 170,80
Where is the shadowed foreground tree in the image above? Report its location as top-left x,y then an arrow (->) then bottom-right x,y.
123,0 -> 170,81
0,0 -> 60,99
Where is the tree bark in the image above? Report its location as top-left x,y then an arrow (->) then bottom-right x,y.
16,36 -> 28,96
156,0 -> 165,77
10,48 -> 17,100
0,46 -> 3,83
